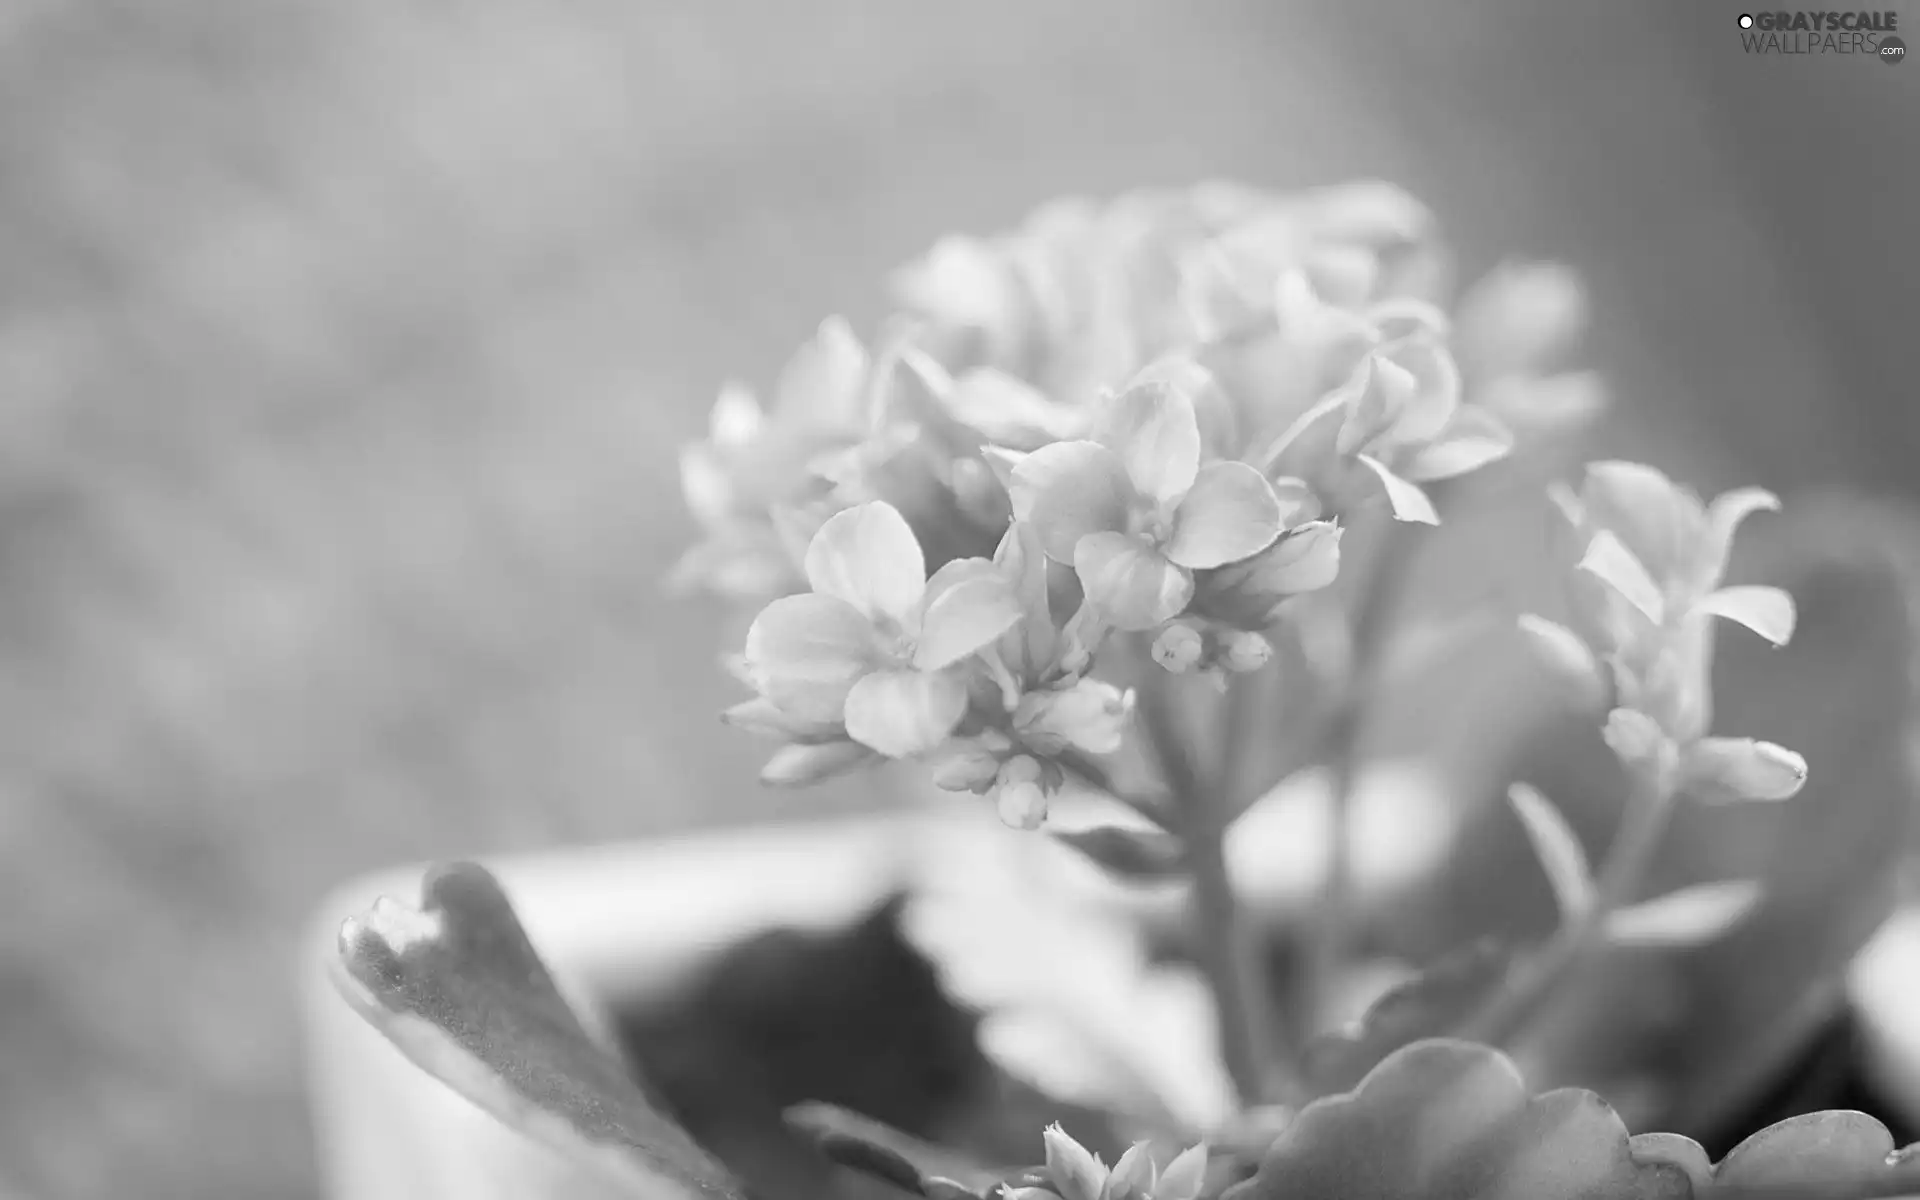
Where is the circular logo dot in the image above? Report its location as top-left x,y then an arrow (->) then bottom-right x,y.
1738,13 -> 1754,28
1882,35 -> 1907,64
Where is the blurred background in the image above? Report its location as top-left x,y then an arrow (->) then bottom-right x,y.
0,0 -> 1914,1196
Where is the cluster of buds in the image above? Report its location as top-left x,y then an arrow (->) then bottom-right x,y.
1520,462 -> 1808,803
683,182 -> 1602,828
994,1125 -> 1208,1200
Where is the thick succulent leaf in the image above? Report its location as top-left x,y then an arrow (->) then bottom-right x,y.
783,1102 -> 1009,1197
1227,1038 -> 1920,1200
331,861 -> 748,1200
1298,939 -> 1513,1097
1048,825 -> 1188,881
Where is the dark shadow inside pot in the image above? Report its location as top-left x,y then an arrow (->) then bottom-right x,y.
602,892 -> 1917,1197
605,893 -> 1121,1200
1692,1006 -> 1918,1161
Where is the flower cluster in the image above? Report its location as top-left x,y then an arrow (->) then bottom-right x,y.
1521,461 -> 1807,803
682,182 -> 1589,827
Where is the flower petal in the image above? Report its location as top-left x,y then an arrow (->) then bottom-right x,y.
1355,454 -> 1439,525
1252,378 -> 1354,478
742,593 -> 882,723
1250,520 -> 1345,594
1375,335 -> 1461,446
759,740 -> 878,787
982,445 -> 1026,491
708,382 -> 765,447
804,502 -> 927,625
1697,585 -> 1795,646
1106,1143 -> 1156,1195
1093,378 -> 1201,506
990,521 -> 1061,678
949,368 -> 1086,449
1193,521 -> 1344,628
1154,1144 -> 1209,1200
774,316 -> 870,425
1164,461 -> 1286,569
1680,737 -> 1808,803
1274,268 -> 1379,357
1604,881 -> 1762,947
1367,296 -> 1450,342
1401,407 -> 1515,483
1336,355 -> 1413,456
1699,486 -> 1782,586
1013,678 -> 1134,756
843,668 -> 970,758
1074,532 -> 1194,632
770,501 -> 833,568
678,442 -> 736,528
1010,441 -> 1133,563
1133,355 -> 1238,461
1478,371 -> 1609,439
1454,260 -> 1588,378
1308,242 -> 1384,309
892,234 -> 1020,341
1578,530 -> 1666,625
1043,1124 -> 1108,1200
914,576 -> 1024,670
1271,477 -> 1324,525
721,697 -> 843,744
1580,461 -> 1706,587
881,347 -> 960,427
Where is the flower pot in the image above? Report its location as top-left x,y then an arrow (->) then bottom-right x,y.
303,810 -> 927,1200
303,809 -> 1920,1200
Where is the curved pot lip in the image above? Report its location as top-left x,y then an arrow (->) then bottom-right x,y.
302,809 -> 925,1006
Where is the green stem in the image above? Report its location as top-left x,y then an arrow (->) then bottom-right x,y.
1305,519 -> 1417,1026
1136,673 -> 1280,1108
1218,668 -> 1310,1094
1307,696 -> 1363,1026
1461,767 -> 1675,1046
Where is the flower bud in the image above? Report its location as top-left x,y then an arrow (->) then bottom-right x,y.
1151,621 -> 1205,673
1042,1124 -> 1106,1199
1602,708 -> 1678,791
996,782 -> 1048,831
759,740 -> 875,787
1680,737 -> 1808,804
927,744 -> 1004,793
721,697 -> 844,742
1305,243 -> 1382,309
1106,1143 -> 1157,1199
1218,629 -> 1274,673
1156,1144 -> 1211,1200
1013,680 -> 1134,756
